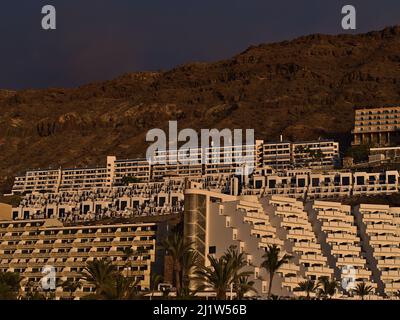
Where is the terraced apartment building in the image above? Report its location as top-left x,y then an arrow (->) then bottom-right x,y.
354,204 -> 400,295
9,168 -> 400,223
0,218 -> 164,299
352,106 -> 400,146
2,186 -> 399,299
184,189 -> 400,298
10,139 -> 339,195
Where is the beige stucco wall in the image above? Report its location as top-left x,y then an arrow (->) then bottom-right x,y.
0,203 -> 12,220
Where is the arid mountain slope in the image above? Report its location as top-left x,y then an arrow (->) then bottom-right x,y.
1,26 -> 400,193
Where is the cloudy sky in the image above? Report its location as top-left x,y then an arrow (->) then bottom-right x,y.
1,0 -> 399,89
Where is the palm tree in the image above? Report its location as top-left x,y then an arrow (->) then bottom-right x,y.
59,279 -> 82,299
314,149 -> 325,167
195,255 -> 236,300
101,274 -> 140,300
352,282 -> 374,300
124,247 -> 145,268
150,274 -> 163,300
295,279 -> 320,299
180,249 -> 201,297
24,280 -> 46,300
161,233 -> 193,296
223,245 -> 250,299
0,272 -> 21,300
80,258 -> 116,296
136,247 -> 146,264
236,276 -> 257,300
318,277 -> 338,300
260,244 -> 292,298
123,247 -> 136,277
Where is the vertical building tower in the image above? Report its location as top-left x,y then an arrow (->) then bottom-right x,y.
354,204 -> 400,296
352,106 -> 400,146
310,201 -> 376,292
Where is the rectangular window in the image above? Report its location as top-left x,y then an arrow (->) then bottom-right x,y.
209,246 -> 216,254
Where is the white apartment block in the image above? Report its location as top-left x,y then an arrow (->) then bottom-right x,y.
3,185 -> 400,298
11,139 -> 339,195
264,197 -> 333,283
248,170 -> 400,199
261,142 -> 292,169
354,204 -> 400,296
184,189 -> 311,297
310,201 -> 376,291
292,141 -> 340,169
184,189 -> 394,298
0,219 -> 161,299
262,140 -> 339,170
352,106 -> 400,146
12,178 -> 186,221
184,188 -> 400,298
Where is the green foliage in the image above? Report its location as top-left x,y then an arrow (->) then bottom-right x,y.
0,272 -> 21,300
318,277 -> 338,299
100,274 -> 141,300
80,258 -> 143,300
195,255 -> 237,300
161,232 -> 196,297
261,244 -> 292,298
345,144 -> 370,163
352,282 -> 374,300
23,280 -> 47,300
120,176 -> 140,186
194,246 -> 255,300
59,279 -> 82,298
236,275 -> 257,300
80,258 -> 117,296
295,279 -> 320,299
150,273 -> 163,300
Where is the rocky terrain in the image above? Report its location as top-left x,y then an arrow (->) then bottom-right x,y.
1,26 -> 400,193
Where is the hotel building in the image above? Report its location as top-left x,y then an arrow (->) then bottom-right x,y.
11,139 -> 339,195
3,186 -> 400,298
11,178 -> 186,221
0,218 -> 165,299
261,140 -> 339,170
309,201 -> 376,292
352,106 -> 400,146
183,188 -> 396,298
10,168 -> 400,222
354,204 -> 400,295
248,170 -> 400,199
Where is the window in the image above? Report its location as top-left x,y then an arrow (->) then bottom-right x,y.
262,281 -> 267,293
233,229 -> 238,240
298,178 -> 306,187
342,177 -> 350,186
356,176 -> 365,185
388,175 -> 397,184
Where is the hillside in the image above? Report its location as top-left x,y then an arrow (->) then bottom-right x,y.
1,26 -> 400,193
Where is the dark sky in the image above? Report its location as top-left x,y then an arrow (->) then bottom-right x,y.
1,0 -> 399,89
